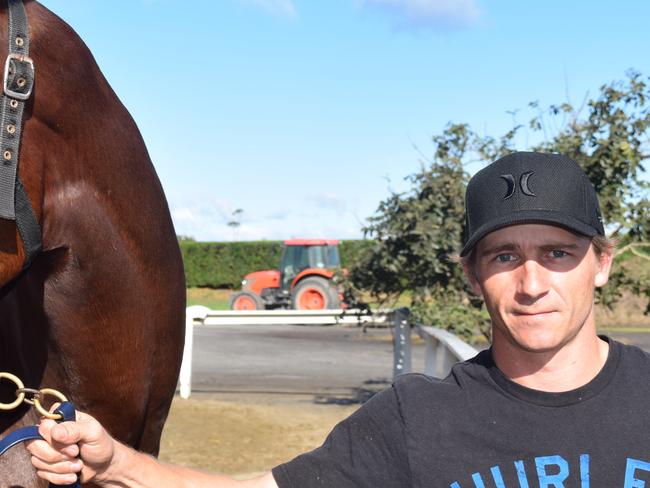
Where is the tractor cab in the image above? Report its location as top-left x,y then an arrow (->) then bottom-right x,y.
279,239 -> 341,290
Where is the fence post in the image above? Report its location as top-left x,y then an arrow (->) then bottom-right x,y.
423,334 -> 437,377
179,306 -> 210,399
393,308 -> 412,378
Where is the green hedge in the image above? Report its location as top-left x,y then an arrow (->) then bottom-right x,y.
180,240 -> 371,289
180,241 -> 282,288
339,239 -> 374,268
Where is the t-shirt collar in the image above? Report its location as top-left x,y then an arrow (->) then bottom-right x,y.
483,335 -> 620,407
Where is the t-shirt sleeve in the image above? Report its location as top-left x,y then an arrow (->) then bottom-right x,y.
271,385 -> 411,487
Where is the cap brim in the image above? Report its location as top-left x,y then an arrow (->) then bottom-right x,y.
460,210 -> 601,256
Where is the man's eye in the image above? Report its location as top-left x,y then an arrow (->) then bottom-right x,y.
497,254 -> 514,263
551,250 -> 568,258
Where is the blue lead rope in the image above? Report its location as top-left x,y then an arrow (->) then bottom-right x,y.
0,401 -> 81,488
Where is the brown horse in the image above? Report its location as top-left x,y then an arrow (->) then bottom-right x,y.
0,1 -> 186,486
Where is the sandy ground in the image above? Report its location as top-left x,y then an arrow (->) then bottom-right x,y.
159,393 -> 359,480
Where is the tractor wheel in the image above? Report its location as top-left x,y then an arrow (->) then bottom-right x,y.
229,291 -> 264,310
291,277 -> 341,310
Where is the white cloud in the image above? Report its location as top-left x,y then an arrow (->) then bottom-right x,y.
360,0 -> 480,30
169,196 -> 233,241
305,192 -> 349,213
263,211 -> 291,221
171,207 -> 198,224
168,193 -> 365,242
238,0 -> 297,17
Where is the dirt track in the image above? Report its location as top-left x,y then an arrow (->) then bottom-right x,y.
159,393 -> 359,480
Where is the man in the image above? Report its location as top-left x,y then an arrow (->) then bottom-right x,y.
28,152 -> 650,487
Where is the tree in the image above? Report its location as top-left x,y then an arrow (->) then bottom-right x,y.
350,71 -> 650,339
227,208 -> 244,240
349,124 -> 491,341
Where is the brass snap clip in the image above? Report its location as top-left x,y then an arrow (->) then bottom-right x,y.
33,388 -> 68,420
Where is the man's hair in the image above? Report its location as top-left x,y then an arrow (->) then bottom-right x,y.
455,234 -> 618,279
591,234 -> 618,255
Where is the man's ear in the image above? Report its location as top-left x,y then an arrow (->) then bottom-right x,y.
594,248 -> 614,288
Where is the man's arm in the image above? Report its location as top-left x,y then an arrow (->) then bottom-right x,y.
26,411 -> 279,488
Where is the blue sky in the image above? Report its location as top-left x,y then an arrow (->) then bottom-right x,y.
40,0 -> 650,241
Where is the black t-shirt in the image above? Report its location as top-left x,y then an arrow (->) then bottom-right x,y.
272,337 -> 650,487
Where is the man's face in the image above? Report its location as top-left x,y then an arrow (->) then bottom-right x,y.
466,224 -> 613,354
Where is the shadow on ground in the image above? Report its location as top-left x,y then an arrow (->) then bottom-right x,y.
313,378 -> 391,405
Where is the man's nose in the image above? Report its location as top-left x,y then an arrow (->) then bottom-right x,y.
516,259 -> 550,299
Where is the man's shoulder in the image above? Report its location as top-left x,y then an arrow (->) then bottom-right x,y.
391,350 -> 491,404
611,336 -> 650,370
391,372 -> 442,395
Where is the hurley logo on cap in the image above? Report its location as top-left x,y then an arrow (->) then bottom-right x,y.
500,172 -> 536,199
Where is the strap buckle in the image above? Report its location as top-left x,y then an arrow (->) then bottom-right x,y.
3,53 -> 34,101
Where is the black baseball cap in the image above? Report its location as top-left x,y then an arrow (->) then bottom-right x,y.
461,152 -> 605,256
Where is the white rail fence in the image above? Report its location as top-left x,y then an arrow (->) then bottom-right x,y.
179,306 -> 391,399
391,308 -> 479,379
179,306 -> 478,399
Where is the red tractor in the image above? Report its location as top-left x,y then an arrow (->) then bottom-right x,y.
229,239 -> 344,310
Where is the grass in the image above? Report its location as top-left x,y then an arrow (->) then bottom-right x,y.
185,288 -> 413,311
187,288 -> 232,310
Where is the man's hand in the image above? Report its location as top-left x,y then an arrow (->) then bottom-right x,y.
26,409 -> 279,488
27,410 -> 115,485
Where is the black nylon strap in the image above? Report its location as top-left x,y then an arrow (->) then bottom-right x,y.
15,178 -> 41,267
0,0 -> 33,220
0,0 -> 41,269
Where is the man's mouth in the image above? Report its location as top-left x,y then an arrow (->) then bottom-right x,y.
512,310 -> 556,317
